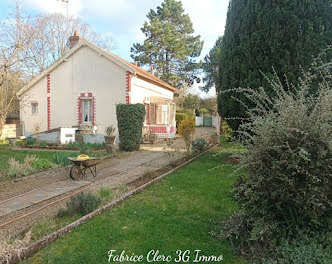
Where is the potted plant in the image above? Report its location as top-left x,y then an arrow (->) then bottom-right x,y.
210,133 -> 220,144
7,137 -> 17,147
104,125 -> 116,145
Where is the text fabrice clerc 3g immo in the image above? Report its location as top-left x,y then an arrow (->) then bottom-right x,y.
107,249 -> 224,263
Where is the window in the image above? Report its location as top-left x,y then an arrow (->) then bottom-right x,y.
81,99 -> 93,123
156,104 -> 168,125
31,102 -> 38,115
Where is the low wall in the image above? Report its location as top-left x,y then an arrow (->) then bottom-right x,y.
195,116 -> 203,126
0,124 -> 22,139
195,115 -> 219,128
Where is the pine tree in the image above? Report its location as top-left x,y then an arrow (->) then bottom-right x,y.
218,0 -> 332,130
201,36 -> 223,93
131,0 -> 203,88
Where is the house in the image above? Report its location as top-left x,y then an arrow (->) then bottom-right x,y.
17,31 -> 177,142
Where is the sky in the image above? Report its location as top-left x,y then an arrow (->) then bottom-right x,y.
0,0 -> 230,98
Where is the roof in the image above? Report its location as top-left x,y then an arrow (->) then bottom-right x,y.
18,39 -> 177,96
110,53 -> 178,92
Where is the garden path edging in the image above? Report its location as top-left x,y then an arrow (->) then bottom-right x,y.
1,144 -> 218,264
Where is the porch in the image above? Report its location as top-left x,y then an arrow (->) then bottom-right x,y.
143,97 -> 176,139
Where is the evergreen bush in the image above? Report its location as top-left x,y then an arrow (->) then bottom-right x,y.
192,138 -> 208,153
116,104 -> 146,151
58,192 -> 101,217
217,0 -> 332,131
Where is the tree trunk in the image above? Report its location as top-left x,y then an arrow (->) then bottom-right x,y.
0,113 -> 7,139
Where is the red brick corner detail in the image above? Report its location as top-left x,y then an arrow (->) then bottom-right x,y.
47,96 -> 51,130
47,74 -> 50,93
125,71 -> 131,104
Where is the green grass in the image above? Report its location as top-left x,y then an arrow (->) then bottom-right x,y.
0,142 -> 109,180
0,143 -> 57,175
23,138 -> 246,264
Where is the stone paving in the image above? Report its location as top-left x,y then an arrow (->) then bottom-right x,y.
0,180 -> 90,217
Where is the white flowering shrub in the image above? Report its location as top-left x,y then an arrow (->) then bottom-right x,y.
222,61 -> 332,259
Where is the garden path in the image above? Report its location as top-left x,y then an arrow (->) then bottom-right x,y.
0,127 -> 216,237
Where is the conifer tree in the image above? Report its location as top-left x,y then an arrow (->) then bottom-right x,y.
201,36 -> 223,93
131,0 -> 203,88
218,0 -> 332,130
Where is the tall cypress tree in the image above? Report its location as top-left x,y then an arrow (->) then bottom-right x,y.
218,0 -> 332,130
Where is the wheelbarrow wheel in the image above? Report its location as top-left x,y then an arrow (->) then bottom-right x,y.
70,164 -> 82,180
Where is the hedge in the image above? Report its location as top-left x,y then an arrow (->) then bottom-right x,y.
116,104 -> 146,151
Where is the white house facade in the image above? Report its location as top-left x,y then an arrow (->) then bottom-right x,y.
18,32 -> 177,141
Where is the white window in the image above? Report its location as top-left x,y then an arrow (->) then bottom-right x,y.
31,102 -> 38,115
81,99 -> 93,123
156,104 -> 168,125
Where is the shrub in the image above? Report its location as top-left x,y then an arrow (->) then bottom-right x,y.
26,137 -> 36,146
262,236 -> 332,264
192,138 -> 208,153
221,120 -> 233,140
32,158 -> 52,170
116,104 -> 145,151
7,155 -> 37,178
39,141 -> 47,148
178,117 -> 195,153
105,125 -> 116,136
58,192 -> 101,217
99,187 -> 112,199
175,113 -> 188,131
0,231 -> 31,263
222,63 -> 332,259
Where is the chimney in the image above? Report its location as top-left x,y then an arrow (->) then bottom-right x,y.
150,66 -> 154,75
68,30 -> 82,49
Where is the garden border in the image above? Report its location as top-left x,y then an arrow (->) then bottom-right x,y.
1,144 -> 218,264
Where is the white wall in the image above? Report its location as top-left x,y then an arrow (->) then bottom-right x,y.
20,45 -> 127,136
195,116 -> 203,126
20,77 -> 48,135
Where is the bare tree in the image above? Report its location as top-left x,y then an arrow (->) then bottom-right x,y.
0,1 -> 117,135
0,1 -> 37,136
25,13 -> 117,75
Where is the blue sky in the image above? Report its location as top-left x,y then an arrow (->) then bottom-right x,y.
0,0 -> 229,97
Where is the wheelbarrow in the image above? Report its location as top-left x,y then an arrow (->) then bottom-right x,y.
67,155 -> 101,180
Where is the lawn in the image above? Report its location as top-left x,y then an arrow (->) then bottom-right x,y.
23,138 -> 246,264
